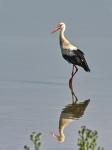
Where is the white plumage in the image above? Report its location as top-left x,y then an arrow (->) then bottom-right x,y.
52,22 -> 90,101
52,22 -> 90,72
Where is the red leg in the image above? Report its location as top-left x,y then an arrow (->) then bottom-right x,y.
69,65 -> 75,89
69,65 -> 78,102
69,65 -> 77,90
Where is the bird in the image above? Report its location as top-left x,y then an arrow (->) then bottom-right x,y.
51,99 -> 90,142
52,22 -> 90,101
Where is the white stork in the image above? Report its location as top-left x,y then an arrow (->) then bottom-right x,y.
52,22 -> 90,101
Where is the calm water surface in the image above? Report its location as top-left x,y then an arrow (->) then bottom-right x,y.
0,36 -> 112,150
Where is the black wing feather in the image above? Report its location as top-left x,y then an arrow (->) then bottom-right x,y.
74,49 -> 90,72
62,48 -> 90,72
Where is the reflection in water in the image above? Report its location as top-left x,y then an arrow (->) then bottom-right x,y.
52,99 -> 90,142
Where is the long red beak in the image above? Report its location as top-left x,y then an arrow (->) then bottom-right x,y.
51,26 -> 60,33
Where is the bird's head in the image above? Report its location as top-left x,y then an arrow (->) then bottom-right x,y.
51,22 -> 66,33
51,132 -> 65,143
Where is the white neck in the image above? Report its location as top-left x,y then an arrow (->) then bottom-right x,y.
59,27 -> 77,50
60,27 -> 70,45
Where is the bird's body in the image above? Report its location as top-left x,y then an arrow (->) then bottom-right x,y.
58,23 -> 90,72
52,22 -> 90,101
52,22 -> 90,72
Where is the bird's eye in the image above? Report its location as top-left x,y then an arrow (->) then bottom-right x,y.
57,24 -> 62,28
59,24 -> 63,27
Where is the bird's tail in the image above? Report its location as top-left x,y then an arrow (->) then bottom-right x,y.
81,58 -> 90,72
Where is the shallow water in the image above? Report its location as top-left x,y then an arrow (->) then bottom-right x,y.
0,36 -> 112,150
